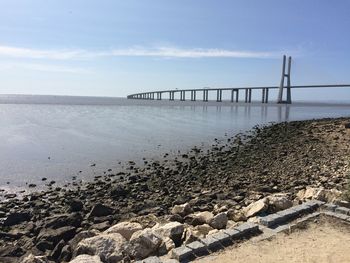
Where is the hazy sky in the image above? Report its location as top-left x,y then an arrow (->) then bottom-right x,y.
0,0 -> 350,100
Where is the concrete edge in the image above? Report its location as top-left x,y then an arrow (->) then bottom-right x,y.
140,201 -> 350,262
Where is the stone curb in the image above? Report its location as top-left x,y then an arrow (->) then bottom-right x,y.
141,201 -> 350,263
169,222 -> 260,262
258,200 -> 324,228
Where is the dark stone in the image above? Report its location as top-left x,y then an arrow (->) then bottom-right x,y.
3,211 -> 31,226
44,213 -> 82,229
91,221 -> 110,231
110,185 -> 130,197
50,240 -> 65,260
345,123 -> 350,129
59,245 -> 72,262
69,200 -> 84,212
36,240 -> 54,252
37,226 -> 76,245
88,203 -> 114,217
0,256 -> 17,263
166,214 -> 183,223
0,245 -> 25,257
3,194 -> 16,199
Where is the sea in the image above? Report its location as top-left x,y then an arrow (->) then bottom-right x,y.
0,94 -> 349,189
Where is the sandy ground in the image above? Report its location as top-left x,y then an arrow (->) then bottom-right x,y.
196,221 -> 350,263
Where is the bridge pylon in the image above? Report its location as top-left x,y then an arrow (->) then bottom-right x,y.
277,55 -> 292,104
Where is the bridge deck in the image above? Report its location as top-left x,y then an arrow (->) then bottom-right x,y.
127,84 -> 350,104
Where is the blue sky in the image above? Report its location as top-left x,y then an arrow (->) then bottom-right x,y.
0,0 -> 350,100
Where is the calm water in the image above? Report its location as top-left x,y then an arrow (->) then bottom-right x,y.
0,94 -> 349,188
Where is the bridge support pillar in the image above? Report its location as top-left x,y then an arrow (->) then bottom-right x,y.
203,90 -> 208,102
278,55 -> 292,104
216,90 -> 222,102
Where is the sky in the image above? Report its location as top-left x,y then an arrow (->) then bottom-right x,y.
0,0 -> 350,100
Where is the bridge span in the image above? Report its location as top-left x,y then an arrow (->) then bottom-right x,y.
127,56 -> 350,104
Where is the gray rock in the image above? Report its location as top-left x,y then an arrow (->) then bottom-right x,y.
170,245 -> 195,262
74,233 -> 126,263
153,222 -> 184,246
127,228 -> 163,260
171,203 -> 192,217
242,199 -> 268,218
209,212 -> 228,229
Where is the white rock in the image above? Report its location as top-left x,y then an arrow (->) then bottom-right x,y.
171,203 -> 192,217
213,204 -> 228,214
226,220 -> 238,229
296,187 -> 342,203
183,224 -> 214,244
268,194 -> 293,211
192,211 -> 214,224
128,228 -> 163,260
208,229 -> 219,235
153,221 -> 184,247
193,224 -> 213,236
104,221 -> 142,240
69,255 -> 103,263
74,233 -> 126,263
158,237 -> 175,255
227,209 -> 246,222
242,199 -> 268,218
182,227 -> 198,244
22,254 -> 47,263
324,189 -> 342,203
296,187 -> 320,200
209,212 -> 228,229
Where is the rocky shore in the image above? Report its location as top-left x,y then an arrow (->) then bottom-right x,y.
0,117 -> 349,262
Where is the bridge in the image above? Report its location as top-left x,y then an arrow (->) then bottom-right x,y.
127,56 -> 350,104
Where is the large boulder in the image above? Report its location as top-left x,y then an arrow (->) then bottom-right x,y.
104,222 -> 142,240
296,187 -> 342,203
130,214 -> 161,228
153,222 -> 184,246
69,230 -> 100,250
190,211 -> 214,225
209,212 -> 228,229
267,194 -> 293,212
242,199 -> 268,218
74,233 -> 126,263
69,254 -> 102,263
127,229 -> 163,260
171,203 -> 192,217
